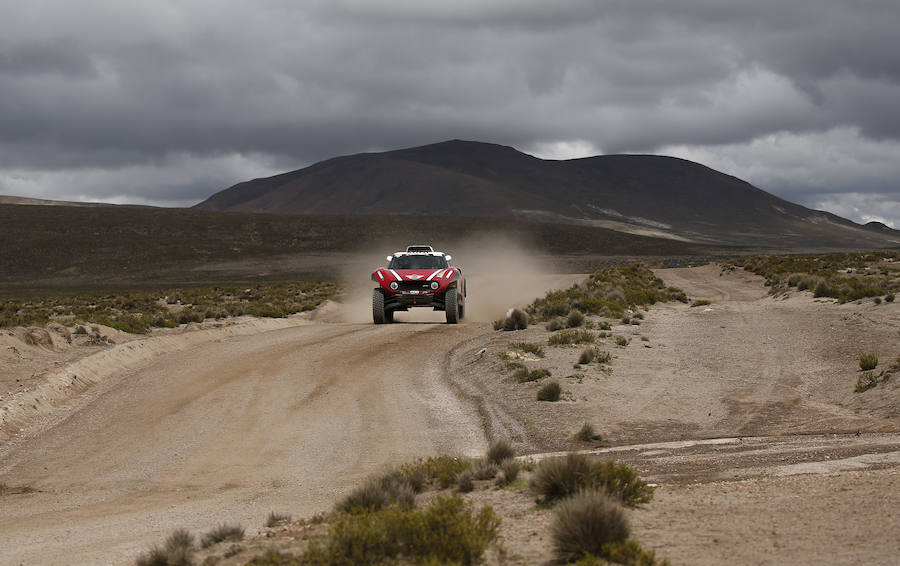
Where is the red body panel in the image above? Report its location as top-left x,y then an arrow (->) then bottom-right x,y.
373,267 -> 459,295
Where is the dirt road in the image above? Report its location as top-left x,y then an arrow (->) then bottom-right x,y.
0,321 -> 487,565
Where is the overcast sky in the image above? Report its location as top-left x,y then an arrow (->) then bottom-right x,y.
1,1 -> 898,226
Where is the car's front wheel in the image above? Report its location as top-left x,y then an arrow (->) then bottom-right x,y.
445,287 -> 459,324
373,289 -> 387,324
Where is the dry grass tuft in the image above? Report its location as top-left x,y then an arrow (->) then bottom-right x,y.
201,523 -> 245,548
537,381 -> 562,401
551,490 -> 630,563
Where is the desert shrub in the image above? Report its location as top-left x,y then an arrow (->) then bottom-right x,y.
135,529 -> 194,566
74,325 -> 88,335
510,341 -> 545,358
572,540 -> 669,566
690,299 -> 711,307
855,371 -> 879,392
552,490 -> 630,563
537,381 -> 562,401
531,453 -> 593,503
472,459 -> 499,480
567,309 -> 586,328
515,367 -> 551,383
314,495 -> 499,566
201,524 -> 245,548
615,336 -> 630,347
486,439 -> 516,465
498,459 -> 521,486
549,329 -> 595,346
546,317 -> 567,331
492,319 -> 504,330
874,296 -> 883,305
579,348 -> 611,365
457,469 -> 475,493
590,460 -> 655,507
633,312 -> 644,320
265,512 -> 291,528
336,468 -> 420,514
886,294 -> 895,302
527,265 -> 688,322
621,316 -> 631,325
532,455 -> 653,507
401,456 -> 471,490
501,309 -> 529,331
859,352 -> 879,371
597,320 -> 612,331
576,423 -> 601,442
578,348 -> 595,365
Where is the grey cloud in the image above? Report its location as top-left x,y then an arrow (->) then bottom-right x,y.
0,0 -> 897,222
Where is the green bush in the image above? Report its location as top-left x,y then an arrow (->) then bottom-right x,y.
309,495 -> 500,566
591,460 -> 655,506
527,264 -> 688,323
859,352 -> 879,371
615,336 -> 630,347
886,294 -> 895,302
549,329 -> 595,346
690,299 -> 711,307
537,381 -> 562,401
201,523 -> 244,548
552,490 -> 630,563
573,540 -> 669,565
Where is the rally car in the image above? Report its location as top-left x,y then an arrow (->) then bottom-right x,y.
372,245 -> 466,324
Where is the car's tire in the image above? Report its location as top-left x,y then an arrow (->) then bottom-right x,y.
445,287 -> 459,324
373,289 -> 386,324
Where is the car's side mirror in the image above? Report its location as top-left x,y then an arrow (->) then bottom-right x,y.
445,255 -> 452,261
386,256 -> 393,262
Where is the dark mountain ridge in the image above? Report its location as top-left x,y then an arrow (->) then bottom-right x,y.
196,140 -> 898,248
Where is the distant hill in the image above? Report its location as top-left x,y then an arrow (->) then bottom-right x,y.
0,203 -> 701,290
0,195 -> 119,207
195,140 -> 899,248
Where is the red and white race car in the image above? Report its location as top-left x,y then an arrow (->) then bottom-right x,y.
371,245 -> 466,324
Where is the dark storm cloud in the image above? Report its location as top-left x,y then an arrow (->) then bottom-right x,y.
0,1 -> 898,224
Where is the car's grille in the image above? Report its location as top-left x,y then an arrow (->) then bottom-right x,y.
398,281 -> 431,292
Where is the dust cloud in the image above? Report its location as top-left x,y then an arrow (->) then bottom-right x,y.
331,236 -> 582,324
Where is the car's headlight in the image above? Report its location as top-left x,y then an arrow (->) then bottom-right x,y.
430,281 -> 440,290
390,281 -> 399,290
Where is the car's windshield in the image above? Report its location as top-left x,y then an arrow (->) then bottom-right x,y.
389,255 -> 449,270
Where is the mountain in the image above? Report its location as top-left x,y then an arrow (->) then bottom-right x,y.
195,140 -> 898,248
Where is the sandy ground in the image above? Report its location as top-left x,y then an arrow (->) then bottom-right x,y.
2,265 -> 900,565
445,264 -> 900,565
